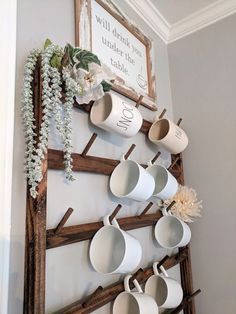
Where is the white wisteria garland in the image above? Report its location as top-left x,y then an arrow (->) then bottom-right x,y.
22,48 -> 41,198
22,44 -> 69,198
62,67 -> 83,181
22,41 -> 114,198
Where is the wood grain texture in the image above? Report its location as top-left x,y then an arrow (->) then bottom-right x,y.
55,208 -> 74,235
81,133 -> 97,157
173,154 -> 196,314
48,149 -> 119,175
74,0 -> 82,47
24,58 -> 47,314
171,289 -> 201,314
111,84 -> 157,111
48,149 -> 182,179
164,290 -> 201,314
54,250 -> 188,314
180,245 -> 196,314
46,212 -> 163,249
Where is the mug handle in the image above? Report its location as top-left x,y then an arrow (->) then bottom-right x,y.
159,265 -> 169,278
103,215 -> 120,229
162,207 -> 173,217
153,262 -> 169,278
153,262 -> 161,276
147,159 -> 153,167
120,154 -> 126,162
124,275 -> 143,293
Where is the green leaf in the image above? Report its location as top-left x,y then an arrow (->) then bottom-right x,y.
51,54 -> 62,69
64,43 -> 75,63
76,50 -> 101,70
64,44 -> 82,65
63,44 -> 102,72
44,38 -> 52,50
73,48 -> 82,55
101,80 -> 112,92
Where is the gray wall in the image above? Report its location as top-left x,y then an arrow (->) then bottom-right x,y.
9,1 -> 178,313
168,14 -> 236,314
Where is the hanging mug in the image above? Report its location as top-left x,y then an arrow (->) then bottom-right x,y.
148,118 -> 188,154
146,160 -> 178,200
154,208 -> 191,249
145,263 -> 183,308
110,155 -> 155,202
89,215 -> 142,274
113,275 -> 159,314
90,93 -> 143,137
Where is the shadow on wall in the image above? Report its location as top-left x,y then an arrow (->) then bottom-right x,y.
7,240 -> 24,314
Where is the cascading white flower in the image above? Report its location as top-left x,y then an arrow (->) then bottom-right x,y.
21,49 -> 41,197
70,62 -> 115,104
22,44 -> 64,198
22,41 -> 115,198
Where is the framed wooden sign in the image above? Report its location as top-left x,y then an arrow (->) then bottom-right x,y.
75,0 -> 157,110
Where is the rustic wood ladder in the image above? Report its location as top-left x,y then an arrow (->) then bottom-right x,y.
24,59 -> 199,314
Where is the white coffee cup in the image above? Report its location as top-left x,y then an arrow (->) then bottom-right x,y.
148,118 -> 188,154
113,275 -> 159,314
154,208 -> 191,249
89,215 -> 142,274
145,263 -> 183,308
146,161 -> 178,200
110,157 -> 155,201
90,93 -> 143,137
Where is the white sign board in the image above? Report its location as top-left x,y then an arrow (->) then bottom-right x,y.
91,0 -> 149,94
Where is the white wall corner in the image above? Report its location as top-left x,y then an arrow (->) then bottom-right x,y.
168,0 -> 236,43
125,0 -> 170,43
125,0 -> 236,44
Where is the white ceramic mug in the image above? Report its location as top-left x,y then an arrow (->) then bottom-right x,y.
113,275 -> 159,314
154,208 -> 191,249
148,118 -> 188,154
89,215 -> 142,274
109,157 -> 155,201
146,161 -> 178,200
90,93 -> 143,137
145,263 -> 183,308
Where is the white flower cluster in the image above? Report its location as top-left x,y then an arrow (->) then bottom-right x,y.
21,49 -> 41,198
62,67 -> 83,181
22,44 -> 77,198
163,185 -> 202,223
66,62 -> 115,104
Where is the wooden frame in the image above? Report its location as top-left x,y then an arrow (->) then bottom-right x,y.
74,0 -> 157,111
23,60 -> 199,313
